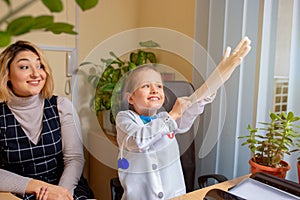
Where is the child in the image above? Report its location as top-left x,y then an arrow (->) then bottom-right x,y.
116,65 -> 216,199
116,37 -> 251,199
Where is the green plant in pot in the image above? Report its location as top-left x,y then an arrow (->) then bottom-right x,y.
239,111 -> 300,178
80,40 -> 159,133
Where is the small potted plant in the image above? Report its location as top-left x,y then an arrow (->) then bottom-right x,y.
80,40 -> 159,134
239,111 -> 300,178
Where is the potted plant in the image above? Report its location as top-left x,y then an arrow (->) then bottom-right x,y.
80,40 -> 159,134
239,111 -> 300,178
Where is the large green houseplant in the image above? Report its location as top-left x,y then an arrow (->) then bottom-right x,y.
239,111 -> 300,178
80,40 -> 159,132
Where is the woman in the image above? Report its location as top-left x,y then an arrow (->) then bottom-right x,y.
0,41 -> 93,200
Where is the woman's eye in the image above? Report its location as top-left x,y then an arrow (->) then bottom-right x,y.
37,65 -> 44,69
20,65 -> 29,70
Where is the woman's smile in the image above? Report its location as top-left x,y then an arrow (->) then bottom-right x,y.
8,50 -> 46,97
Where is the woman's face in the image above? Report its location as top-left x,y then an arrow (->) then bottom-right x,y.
8,50 -> 47,97
127,69 -> 164,116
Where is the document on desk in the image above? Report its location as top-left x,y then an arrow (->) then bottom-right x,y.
228,178 -> 300,200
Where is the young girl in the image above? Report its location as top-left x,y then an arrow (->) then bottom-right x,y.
116,65 -> 216,199
115,37 -> 251,199
0,41 -> 94,200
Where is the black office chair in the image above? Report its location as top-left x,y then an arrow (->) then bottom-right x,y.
197,174 -> 228,189
110,177 -> 123,200
164,81 -> 196,193
110,81 -> 197,200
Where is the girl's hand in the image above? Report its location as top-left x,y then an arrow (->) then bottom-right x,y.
190,37 -> 251,103
169,96 -> 192,120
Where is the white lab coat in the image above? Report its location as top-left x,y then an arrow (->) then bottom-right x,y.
116,95 -> 215,200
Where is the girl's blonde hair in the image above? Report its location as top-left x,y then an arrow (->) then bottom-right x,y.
0,40 -> 54,102
124,64 -> 162,94
119,65 -> 165,112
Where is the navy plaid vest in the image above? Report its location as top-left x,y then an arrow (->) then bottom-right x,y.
0,96 -> 64,184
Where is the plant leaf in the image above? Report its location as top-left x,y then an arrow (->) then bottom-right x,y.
7,16 -> 35,36
0,31 -> 11,47
291,116 -> 300,122
32,15 -> 54,29
41,0 -> 63,12
79,61 -> 96,67
46,22 -> 77,34
2,0 -> 10,6
270,112 -> 280,121
130,52 -> 138,63
139,40 -> 160,48
146,52 -> 157,63
100,83 -> 114,92
76,0 -> 99,11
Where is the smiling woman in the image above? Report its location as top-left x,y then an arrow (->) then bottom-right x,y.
0,40 -> 94,200
8,50 -> 47,97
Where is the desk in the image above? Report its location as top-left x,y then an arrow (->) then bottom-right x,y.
172,174 -> 250,200
0,192 -> 20,200
0,175 -> 250,200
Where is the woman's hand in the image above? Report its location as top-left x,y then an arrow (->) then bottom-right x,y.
26,179 -> 73,200
36,186 -> 48,200
169,96 -> 192,120
39,184 -> 73,200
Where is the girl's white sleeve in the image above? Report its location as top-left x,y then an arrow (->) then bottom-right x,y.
176,93 -> 216,133
116,111 -> 177,152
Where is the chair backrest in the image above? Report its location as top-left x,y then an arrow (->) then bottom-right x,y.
164,81 -> 196,193
110,177 -> 123,200
111,81 -> 196,199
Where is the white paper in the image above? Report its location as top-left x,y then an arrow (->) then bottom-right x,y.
229,178 -> 300,200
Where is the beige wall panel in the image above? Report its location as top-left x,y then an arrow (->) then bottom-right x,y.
77,0 -> 140,62
138,0 -> 195,38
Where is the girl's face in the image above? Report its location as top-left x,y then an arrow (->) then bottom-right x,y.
127,69 -> 164,116
8,50 -> 47,97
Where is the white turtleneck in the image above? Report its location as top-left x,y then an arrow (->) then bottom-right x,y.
7,94 -> 44,144
0,94 -> 85,196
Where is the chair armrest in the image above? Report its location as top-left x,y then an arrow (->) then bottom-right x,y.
198,174 -> 228,189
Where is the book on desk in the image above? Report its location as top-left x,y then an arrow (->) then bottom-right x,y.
204,172 -> 300,200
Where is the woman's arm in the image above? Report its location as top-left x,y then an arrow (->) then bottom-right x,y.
0,169 -> 73,199
0,169 -> 31,194
57,97 -> 85,194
